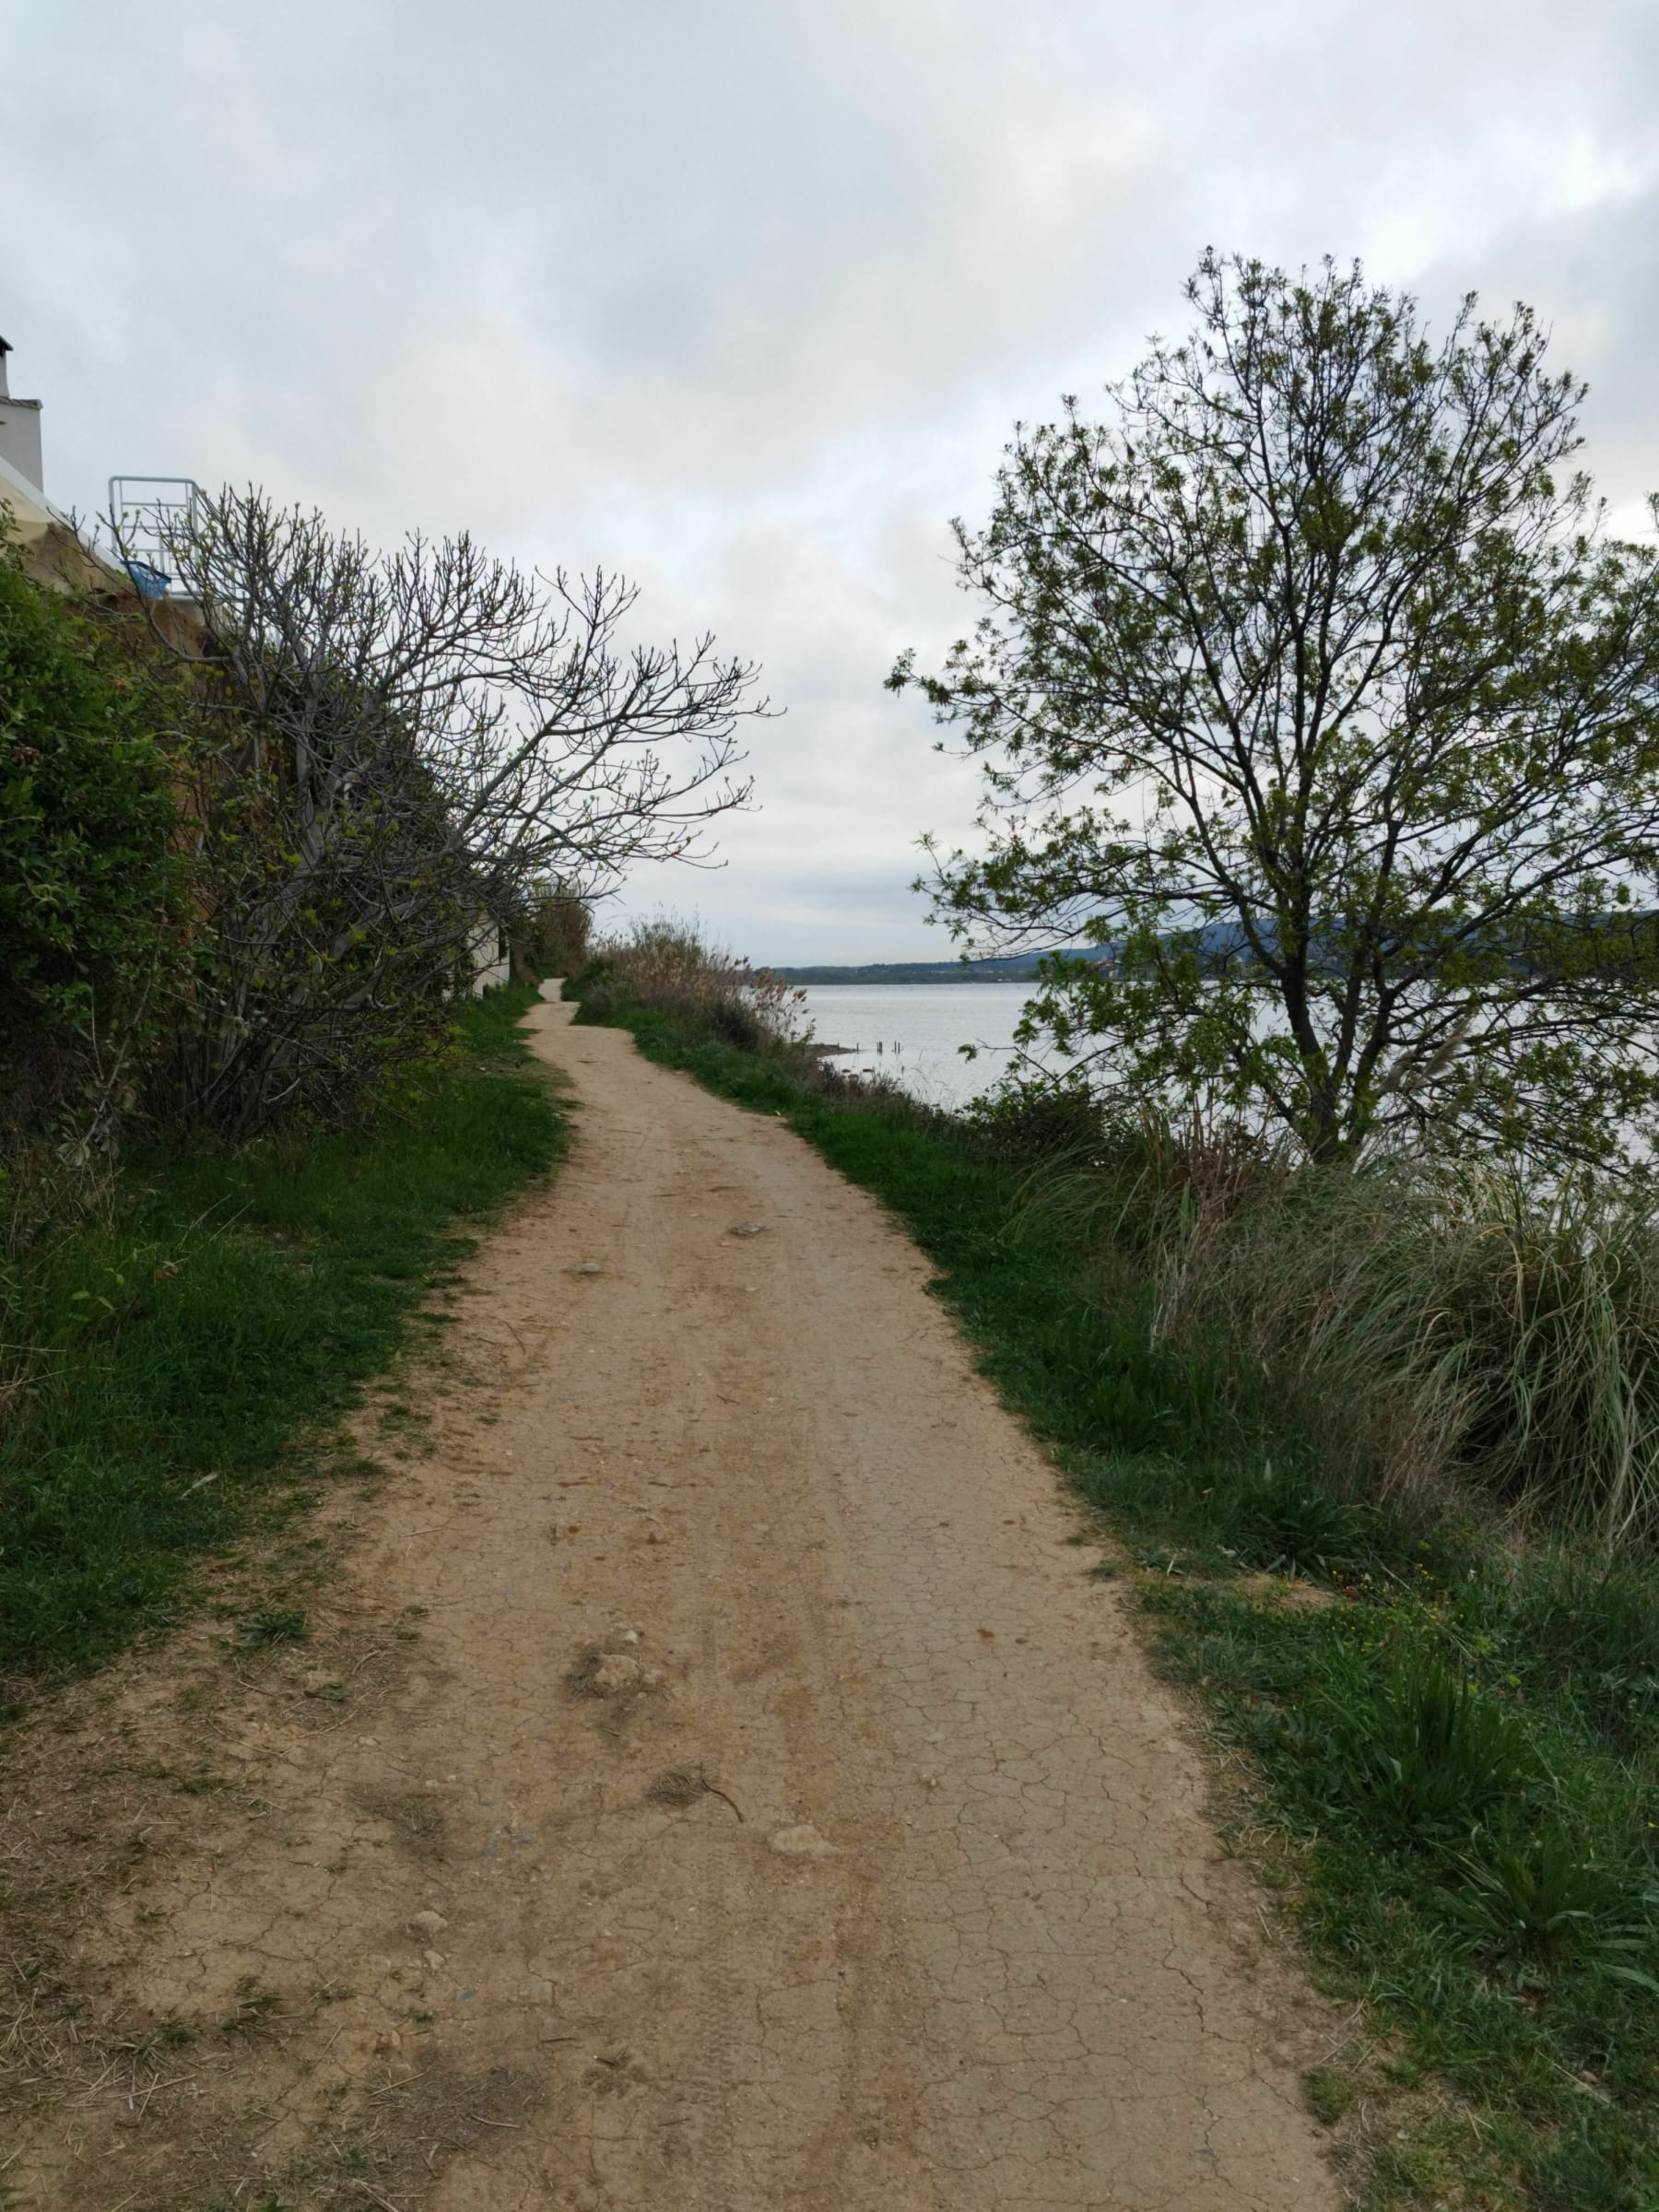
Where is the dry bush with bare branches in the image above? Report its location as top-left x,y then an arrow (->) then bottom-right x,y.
578,917 -> 806,1053
138,489 -> 767,1133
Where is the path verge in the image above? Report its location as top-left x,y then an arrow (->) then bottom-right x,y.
0,982 -> 565,1692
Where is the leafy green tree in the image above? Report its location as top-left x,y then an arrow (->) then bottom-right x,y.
892,253 -> 1659,1167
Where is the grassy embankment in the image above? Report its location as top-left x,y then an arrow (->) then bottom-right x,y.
571,953 -> 1659,2212
0,982 -> 564,1689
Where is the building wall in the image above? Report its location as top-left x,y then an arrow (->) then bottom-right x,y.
0,396 -> 43,492
468,915 -> 510,996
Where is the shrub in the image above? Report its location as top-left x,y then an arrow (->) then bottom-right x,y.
146,488 -> 760,1135
1441,1830 -> 1654,1985
578,917 -> 805,1049
528,886 -> 591,977
0,549 -> 182,1240
707,994 -> 765,1051
1310,1654 -> 1535,1850
1223,1461 -> 1370,1579
1496,1552 -> 1659,1756
962,1076 -> 1106,1164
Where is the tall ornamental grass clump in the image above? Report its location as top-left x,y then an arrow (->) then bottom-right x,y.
1019,1100 -> 1659,1551
1167,1158 -> 1659,1549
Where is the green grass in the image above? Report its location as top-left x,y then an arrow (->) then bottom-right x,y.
0,983 -> 564,1684
576,986 -> 1659,2211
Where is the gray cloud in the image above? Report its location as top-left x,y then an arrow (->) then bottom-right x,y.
6,1 -> 1656,957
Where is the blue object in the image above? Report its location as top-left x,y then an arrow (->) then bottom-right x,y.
123,558 -> 171,599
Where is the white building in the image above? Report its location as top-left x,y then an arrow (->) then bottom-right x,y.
0,335 -> 43,494
466,913 -> 511,995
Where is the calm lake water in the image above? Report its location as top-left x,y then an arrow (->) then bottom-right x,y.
799,982 -> 1042,1113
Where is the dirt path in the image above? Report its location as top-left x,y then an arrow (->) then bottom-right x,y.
6,993 -> 1338,2210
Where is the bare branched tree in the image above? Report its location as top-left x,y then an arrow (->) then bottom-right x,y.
126,489 -> 763,1131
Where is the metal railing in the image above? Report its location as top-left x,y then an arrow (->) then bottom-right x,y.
107,475 -> 203,597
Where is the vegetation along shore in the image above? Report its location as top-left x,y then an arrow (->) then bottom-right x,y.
570,914 -> 1659,2207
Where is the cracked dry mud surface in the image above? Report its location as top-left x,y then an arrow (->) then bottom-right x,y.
6,993 -> 1339,2209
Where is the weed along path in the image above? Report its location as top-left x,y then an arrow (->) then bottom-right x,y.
6,989 -> 1336,2212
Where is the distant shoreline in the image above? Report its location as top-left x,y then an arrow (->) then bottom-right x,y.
772,958 -> 1093,986
778,970 -> 1037,986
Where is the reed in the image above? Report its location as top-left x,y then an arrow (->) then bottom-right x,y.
575,917 -> 805,1053
1005,1100 -> 1659,1553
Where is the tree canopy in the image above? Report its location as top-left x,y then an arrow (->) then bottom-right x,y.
892,252 -> 1659,1167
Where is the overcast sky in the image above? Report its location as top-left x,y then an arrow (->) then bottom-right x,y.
6,2 -> 1657,960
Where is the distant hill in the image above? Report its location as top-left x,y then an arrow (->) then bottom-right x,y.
770,950 -> 1107,986
772,924 -> 1264,986
773,912 -> 1654,992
